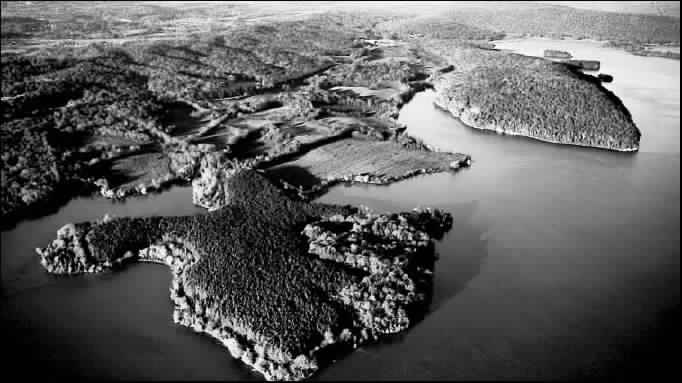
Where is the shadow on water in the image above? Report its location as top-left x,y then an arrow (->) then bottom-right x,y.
0,181 -> 93,232
1,262 -> 263,381
161,101 -> 207,137
428,199 -> 489,312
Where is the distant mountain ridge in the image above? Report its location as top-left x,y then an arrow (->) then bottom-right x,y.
536,1 -> 680,18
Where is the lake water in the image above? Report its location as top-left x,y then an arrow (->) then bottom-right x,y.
313,39 -> 680,379
1,38 -> 679,380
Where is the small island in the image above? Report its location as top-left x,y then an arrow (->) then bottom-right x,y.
564,59 -> 601,71
544,49 -> 573,59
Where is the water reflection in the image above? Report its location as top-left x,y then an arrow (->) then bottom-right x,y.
430,200 -> 489,312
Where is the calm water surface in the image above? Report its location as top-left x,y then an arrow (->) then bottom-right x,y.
2,38 -> 679,380
1,188 -> 261,380
314,39 -> 680,379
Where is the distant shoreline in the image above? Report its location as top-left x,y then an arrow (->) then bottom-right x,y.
493,35 -> 680,61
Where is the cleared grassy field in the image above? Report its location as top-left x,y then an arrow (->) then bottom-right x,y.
330,85 -> 403,101
108,152 -> 171,189
266,137 -> 469,189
